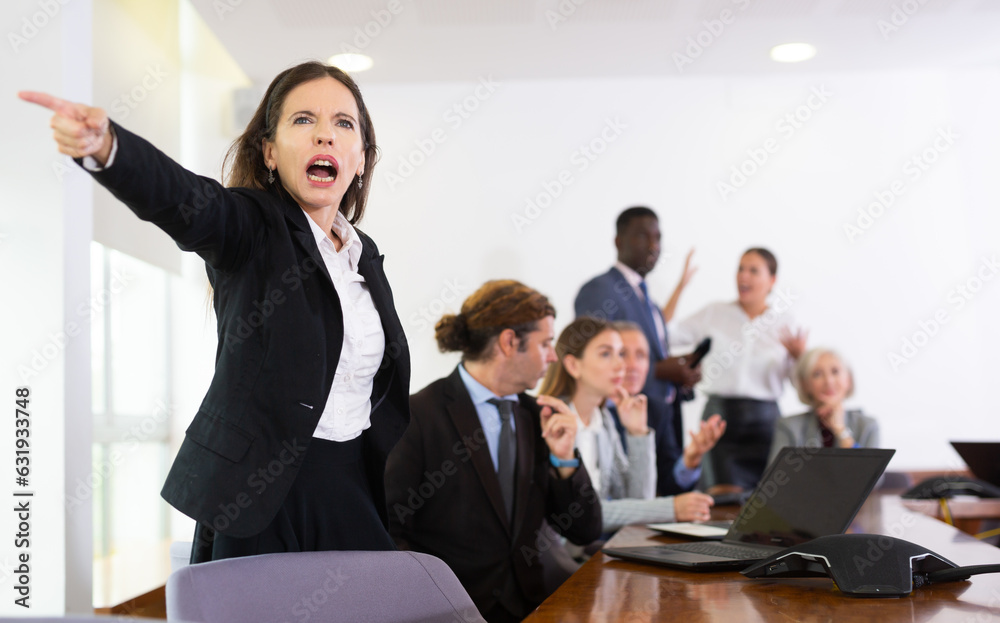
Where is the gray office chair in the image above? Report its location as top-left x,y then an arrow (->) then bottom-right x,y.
166,550 -> 485,623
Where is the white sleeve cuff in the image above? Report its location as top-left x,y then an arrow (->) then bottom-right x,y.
81,127 -> 118,171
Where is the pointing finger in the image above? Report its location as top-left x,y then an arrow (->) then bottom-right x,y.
19,91 -> 81,119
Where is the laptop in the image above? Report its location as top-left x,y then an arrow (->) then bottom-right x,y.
603,447 -> 894,571
950,441 -> 1000,486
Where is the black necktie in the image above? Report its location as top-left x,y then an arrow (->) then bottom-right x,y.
487,398 -> 517,521
638,280 -> 666,358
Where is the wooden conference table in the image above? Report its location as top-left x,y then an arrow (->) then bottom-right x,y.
525,493 -> 1000,622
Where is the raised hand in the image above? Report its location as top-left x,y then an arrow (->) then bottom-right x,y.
682,414 -> 726,469
663,248 -> 698,322
610,385 -> 649,436
535,395 -> 578,462
19,91 -> 112,165
779,326 -> 809,360
678,248 -> 698,289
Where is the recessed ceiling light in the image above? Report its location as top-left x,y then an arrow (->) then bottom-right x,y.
328,53 -> 374,72
770,43 -> 816,63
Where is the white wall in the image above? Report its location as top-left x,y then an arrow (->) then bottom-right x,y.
1,0 -> 93,612
358,67 -> 1000,471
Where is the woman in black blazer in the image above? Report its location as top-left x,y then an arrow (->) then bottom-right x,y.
21,62 -> 411,562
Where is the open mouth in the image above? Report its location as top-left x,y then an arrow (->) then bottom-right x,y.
307,157 -> 338,183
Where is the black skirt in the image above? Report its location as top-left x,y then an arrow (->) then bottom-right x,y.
699,395 -> 780,491
190,434 -> 395,563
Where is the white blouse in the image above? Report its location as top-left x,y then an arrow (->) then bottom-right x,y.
668,300 -> 797,401
573,405 -> 609,497
305,210 -> 385,442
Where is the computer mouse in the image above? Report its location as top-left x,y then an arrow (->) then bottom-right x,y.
741,534 -> 961,596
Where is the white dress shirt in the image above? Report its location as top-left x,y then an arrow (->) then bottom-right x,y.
305,210 -> 386,441
669,300 -> 797,401
457,364 -> 518,472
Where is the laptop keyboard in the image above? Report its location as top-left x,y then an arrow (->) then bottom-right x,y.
664,541 -> 764,559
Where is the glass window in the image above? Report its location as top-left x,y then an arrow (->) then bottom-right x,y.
90,243 -> 173,608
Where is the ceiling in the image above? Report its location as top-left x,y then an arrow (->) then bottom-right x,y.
188,0 -> 1000,85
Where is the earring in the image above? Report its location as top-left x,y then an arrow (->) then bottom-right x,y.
267,167 -> 275,184
357,175 -> 363,189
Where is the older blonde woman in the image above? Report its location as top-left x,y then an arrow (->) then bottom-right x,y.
768,348 -> 879,464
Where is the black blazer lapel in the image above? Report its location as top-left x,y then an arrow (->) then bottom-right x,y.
357,250 -> 400,354
444,369 -> 511,532
280,199 -> 336,287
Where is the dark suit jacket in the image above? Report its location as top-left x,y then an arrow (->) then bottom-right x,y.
86,124 -> 410,538
385,368 -> 601,619
575,267 -> 686,495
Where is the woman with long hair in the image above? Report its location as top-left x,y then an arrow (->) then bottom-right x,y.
21,61 -> 410,562
539,316 -> 715,533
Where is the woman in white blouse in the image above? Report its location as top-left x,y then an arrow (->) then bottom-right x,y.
668,248 -> 807,491
539,316 -> 715,534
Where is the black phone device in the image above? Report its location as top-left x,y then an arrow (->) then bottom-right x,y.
687,337 -> 711,368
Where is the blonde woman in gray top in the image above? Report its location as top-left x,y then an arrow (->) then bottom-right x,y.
768,347 -> 880,464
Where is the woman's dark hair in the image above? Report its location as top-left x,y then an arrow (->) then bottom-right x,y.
539,316 -> 615,399
435,280 -> 556,362
743,247 -> 778,276
222,61 -> 378,224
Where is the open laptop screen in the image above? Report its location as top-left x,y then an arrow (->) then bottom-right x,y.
730,447 -> 894,549
950,441 -> 1000,486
